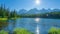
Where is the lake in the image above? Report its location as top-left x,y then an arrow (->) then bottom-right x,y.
1,18 -> 60,34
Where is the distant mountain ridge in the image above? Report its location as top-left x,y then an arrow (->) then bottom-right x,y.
18,8 -> 60,15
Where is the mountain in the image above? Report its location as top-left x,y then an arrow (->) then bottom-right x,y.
18,9 -> 27,14
39,8 -> 48,13
52,9 -> 60,12
26,8 -> 40,14
18,8 -> 60,15
26,8 -> 52,14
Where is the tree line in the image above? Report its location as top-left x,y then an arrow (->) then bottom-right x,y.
0,4 -> 19,19
19,11 -> 60,18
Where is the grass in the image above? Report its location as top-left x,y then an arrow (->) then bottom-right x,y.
48,27 -> 60,34
0,18 -> 8,20
0,30 -> 8,34
0,17 -> 19,20
13,28 -> 34,34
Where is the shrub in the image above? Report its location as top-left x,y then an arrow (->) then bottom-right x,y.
48,27 -> 60,34
0,30 -> 8,34
13,28 -> 34,34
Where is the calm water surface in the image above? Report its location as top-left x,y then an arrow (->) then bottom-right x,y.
3,18 -> 60,34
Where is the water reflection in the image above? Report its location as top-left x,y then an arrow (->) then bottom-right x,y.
35,18 -> 40,22
0,18 -> 60,34
35,18 -> 40,34
7,19 -> 16,34
36,25 -> 39,34
0,20 -> 8,30
0,19 -> 16,34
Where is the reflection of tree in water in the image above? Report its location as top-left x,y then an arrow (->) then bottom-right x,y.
0,20 -> 8,30
8,19 -> 16,34
0,19 -> 17,34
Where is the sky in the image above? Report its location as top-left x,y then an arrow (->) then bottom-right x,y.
0,0 -> 60,11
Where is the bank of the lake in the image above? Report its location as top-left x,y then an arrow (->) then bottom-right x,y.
0,18 -> 8,20
0,17 -> 20,20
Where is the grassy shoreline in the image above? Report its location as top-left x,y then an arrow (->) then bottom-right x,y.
0,17 -> 18,20
0,18 -> 8,20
